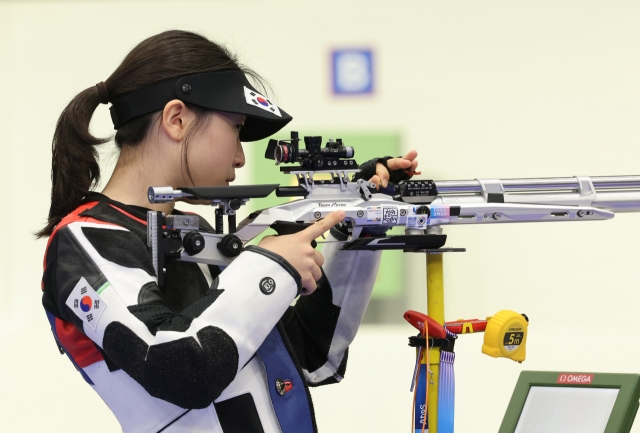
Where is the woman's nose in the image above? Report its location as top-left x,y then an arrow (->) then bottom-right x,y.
234,140 -> 245,168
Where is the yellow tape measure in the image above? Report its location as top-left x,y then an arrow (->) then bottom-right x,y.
481,310 -> 529,363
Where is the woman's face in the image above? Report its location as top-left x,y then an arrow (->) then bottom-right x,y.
185,111 -> 246,186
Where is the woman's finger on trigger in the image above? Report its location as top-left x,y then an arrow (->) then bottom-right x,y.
300,210 -> 345,242
375,163 -> 390,188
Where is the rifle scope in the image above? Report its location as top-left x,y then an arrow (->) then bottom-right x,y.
265,132 -> 354,168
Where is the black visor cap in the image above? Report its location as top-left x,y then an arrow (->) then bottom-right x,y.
109,70 -> 292,142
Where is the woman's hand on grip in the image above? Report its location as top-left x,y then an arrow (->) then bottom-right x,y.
257,210 -> 346,295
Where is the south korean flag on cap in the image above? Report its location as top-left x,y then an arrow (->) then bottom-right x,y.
244,87 -> 282,117
65,277 -> 109,331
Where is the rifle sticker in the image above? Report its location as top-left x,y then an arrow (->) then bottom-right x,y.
382,207 -> 399,224
406,208 -> 428,229
428,205 -> 451,224
405,206 -> 429,230
366,206 -> 382,222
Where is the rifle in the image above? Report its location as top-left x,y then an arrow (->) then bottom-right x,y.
146,131 -> 640,284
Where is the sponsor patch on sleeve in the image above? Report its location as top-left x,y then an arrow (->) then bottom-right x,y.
244,87 -> 282,117
65,277 -> 109,331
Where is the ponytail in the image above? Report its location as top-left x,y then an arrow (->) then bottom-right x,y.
37,30 -> 265,238
36,85 -> 109,237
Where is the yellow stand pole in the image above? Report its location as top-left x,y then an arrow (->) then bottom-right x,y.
427,253 -> 445,433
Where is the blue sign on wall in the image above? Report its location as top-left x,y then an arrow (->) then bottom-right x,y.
331,49 -> 374,95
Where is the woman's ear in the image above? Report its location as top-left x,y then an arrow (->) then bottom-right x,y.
161,100 -> 191,142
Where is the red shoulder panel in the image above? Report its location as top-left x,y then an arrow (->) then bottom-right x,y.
55,317 -> 104,368
43,201 -> 115,368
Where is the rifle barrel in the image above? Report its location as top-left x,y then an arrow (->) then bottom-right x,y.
593,191 -> 640,213
433,175 -> 640,213
434,176 -> 640,194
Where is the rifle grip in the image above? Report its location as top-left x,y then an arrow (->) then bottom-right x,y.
270,220 -> 317,248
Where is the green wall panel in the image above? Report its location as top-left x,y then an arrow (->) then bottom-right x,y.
246,131 -> 404,299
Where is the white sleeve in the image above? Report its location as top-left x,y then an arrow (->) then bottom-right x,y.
48,221 -> 300,409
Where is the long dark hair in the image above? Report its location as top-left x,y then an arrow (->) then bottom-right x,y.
37,30 -> 262,238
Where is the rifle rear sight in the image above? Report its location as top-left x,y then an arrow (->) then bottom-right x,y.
265,131 -> 356,171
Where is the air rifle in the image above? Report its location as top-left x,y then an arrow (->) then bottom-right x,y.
146,131 -> 640,285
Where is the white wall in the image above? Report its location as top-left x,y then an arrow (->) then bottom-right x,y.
1,0 -> 640,431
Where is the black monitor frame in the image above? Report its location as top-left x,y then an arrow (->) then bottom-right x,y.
499,370 -> 640,433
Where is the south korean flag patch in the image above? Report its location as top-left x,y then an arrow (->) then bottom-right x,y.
65,277 -> 109,331
244,87 -> 282,117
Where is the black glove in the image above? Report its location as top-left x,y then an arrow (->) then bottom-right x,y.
351,156 -> 414,184
337,156 -> 414,240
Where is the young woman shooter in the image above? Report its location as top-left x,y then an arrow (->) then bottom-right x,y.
39,30 -> 418,433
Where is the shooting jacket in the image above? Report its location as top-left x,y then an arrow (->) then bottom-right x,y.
41,194 -> 381,433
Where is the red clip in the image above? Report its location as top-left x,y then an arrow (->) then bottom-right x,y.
444,319 -> 488,334
403,310 -> 447,339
